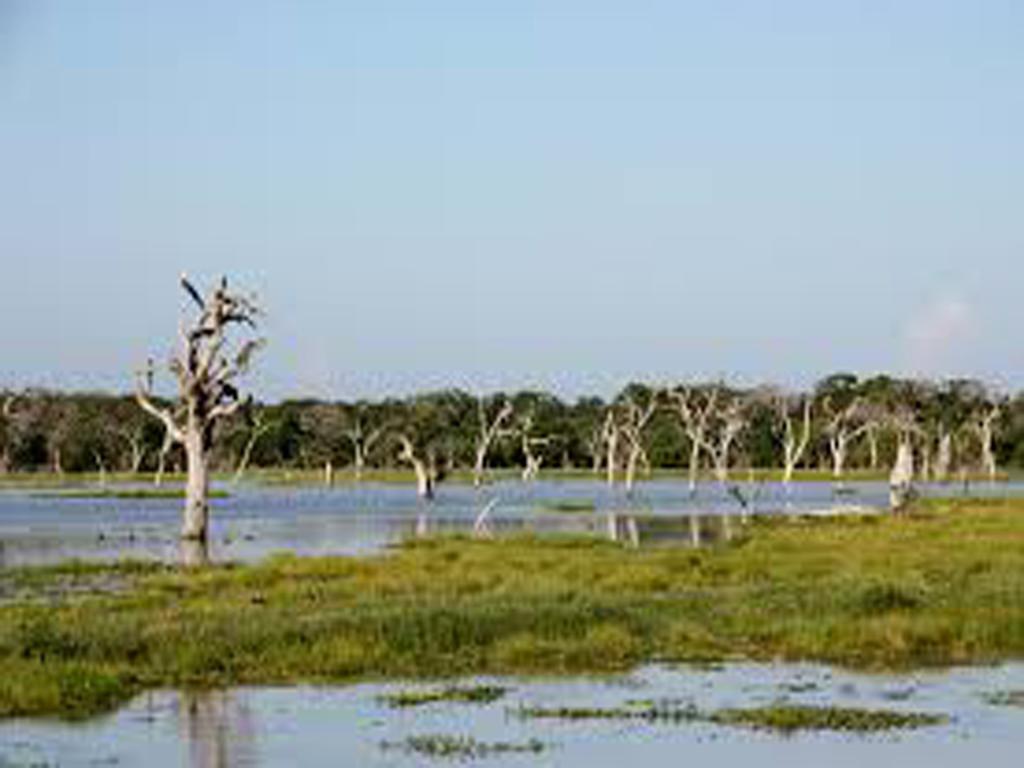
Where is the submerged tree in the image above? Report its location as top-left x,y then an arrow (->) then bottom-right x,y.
136,275 -> 263,547
667,384 -> 720,495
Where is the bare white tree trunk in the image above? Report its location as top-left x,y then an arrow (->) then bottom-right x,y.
232,417 -> 270,484
518,414 -> 549,483
601,409 -> 619,487
974,406 -> 1001,484
137,276 -> 262,553
182,427 -> 209,540
700,400 -> 744,487
668,386 -> 718,496
889,436 -> 915,512
779,397 -> 812,490
398,435 -> 434,500
934,431 -> 952,483
473,398 -> 513,487
865,423 -> 879,471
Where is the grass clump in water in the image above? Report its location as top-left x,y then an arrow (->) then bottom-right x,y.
538,500 -> 596,514
381,734 -> 546,759
709,704 -> 948,733
379,685 -> 508,708
515,701 -> 946,733
983,690 -> 1024,708
516,701 -> 702,723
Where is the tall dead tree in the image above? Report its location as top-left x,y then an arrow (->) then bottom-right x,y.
618,390 -> 660,495
136,275 -> 263,545
343,407 -> 388,483
472,396 -> 514,487
232,408 -> 272,483
667,385 -> 719,494
970,403 -> 1001,484
517,413 -> 550,483
393,436 -> 434,501
699,396 -> 745,485
821,396 -> 869,487
775,393 -> 812,490
600,407 -> 621,487
887,406 -> 919,512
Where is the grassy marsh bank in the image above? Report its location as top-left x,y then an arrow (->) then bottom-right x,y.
2,497 -> 1024,719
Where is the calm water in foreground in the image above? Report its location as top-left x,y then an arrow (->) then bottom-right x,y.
3,663 -> 1024,767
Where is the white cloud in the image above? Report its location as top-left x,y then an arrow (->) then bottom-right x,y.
902,295 -> 976,376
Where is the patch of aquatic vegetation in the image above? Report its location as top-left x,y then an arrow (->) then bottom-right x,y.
983,690 -> 1024,707
710,705 -> 947,733
380,734 -> 546,759
538,500 -> 596,514
2,497 -> 1024,719
379,685 -> 509,708
516,700 -> 703,723
514,702 -> 947,733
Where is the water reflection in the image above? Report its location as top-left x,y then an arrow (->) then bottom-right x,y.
1,480 -> 1021,567
179,690 -> 258,768
5,663 -> 1024,767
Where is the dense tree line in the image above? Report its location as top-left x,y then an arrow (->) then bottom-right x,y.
1,375 -> 1021,486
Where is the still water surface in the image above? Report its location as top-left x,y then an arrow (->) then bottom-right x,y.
2,479 -> 1020,566
3,663 -> 1024,767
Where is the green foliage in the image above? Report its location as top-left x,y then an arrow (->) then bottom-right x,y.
3,373 -> 1021,478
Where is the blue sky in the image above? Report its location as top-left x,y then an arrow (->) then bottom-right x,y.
0,1 -> 1021,399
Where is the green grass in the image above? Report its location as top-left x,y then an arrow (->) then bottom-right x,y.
2,497 -> 1024,719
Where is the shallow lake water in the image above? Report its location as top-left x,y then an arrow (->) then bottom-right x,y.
3,663 -> 1024,767
1,479 -> 1020,567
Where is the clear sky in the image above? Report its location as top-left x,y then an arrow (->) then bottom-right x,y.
1,1 -> 1021,400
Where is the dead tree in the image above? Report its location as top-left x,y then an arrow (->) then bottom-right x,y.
232,409 -> 272,483
396,434 -> 436,500
517,412 -> 550,483
119,423 -> 147,475
970,404 -> 1001,484
136,275 -> 263,544
472,396 -> 514,487
699,397 -> 745,485
934,430 -> 953,483
821,396 -> 869,487
887,407 -> 919,512
343,409 -> 388,483
667,385 -> 719,495
600,407 -> 621,487
618,390 -> 660,495
775,394 -> 812,490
